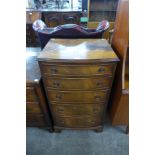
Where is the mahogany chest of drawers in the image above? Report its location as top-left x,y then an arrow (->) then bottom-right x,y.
38,39 -> 119,132
26,52 -> 51,128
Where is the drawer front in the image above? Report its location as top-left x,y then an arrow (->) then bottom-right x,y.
43,77 -> 112,90
54,116 -> 102,128
26,102 -> 42,114
47,90 -> 108,103
50,103 -> 104,117
26,87 -> 38,102
40,64 -> 114,76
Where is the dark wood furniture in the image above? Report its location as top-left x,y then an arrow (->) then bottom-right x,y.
43,11 -> 82,27
109,0 -> 129,133
37,39 -> 119,132
26,51 -> 51,128
26,11 -> 41,47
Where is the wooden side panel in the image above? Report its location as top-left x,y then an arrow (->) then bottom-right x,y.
111,93 -> 129,125
109,0 -> 129,126
111,0 -> 129,59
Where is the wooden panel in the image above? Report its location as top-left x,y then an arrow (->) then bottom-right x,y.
26,102 -> 42,114
43,76 -> 112,90
26,24 -> 40,47
26,51 -> 52,128
50,103 -> 105,116
47,90 -> 108,103
109,0 -> 129,126
111,93 -> 129,125
26,87 -> 38,102
26,114 -> 47,127
54,116 -> 103,128
111,0 -> 129,59
40,64 -> 114,77
26,11 -> 41,24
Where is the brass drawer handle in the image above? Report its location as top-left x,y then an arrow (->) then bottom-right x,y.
51,67 -> 58,73
57,108 -> 64,112
53,81 -> 60,87
98,68 -> 105,72
96,82 -> 103,87
93,108 -> 98,112
90,120 -> 95,124
56,95 -> 62,100
95,96 -> 101,101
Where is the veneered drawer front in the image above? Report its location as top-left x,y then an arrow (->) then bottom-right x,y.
40,64 -> 114,76
43,77 -> 112,90
26,87 -> 38,102
47,90 -> 108,103
26,102 -> 42,114
50,103 -> 104,117
54,116 -> 102,128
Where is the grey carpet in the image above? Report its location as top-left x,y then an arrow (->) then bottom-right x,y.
26,124 -> 128,155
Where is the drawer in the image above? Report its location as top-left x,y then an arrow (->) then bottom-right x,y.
47,90 -> 108,103
50,103 -> 104,117
26,102 -> 42,114
26,87 -> 38,102
39,64 -> 114,77
54,116 -> 102,128
43,77 -> 112,90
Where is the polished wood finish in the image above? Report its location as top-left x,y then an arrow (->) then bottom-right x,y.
38,39 -> 119,132
26,11 -> 42,24
38,39 -> 119,62
43,76 -> 112,90
54,115 -> 103,128
47,90 -> 108,103
40,63 -> 115,77
50,103 -> 105,116
26,52 -> 51,128
109,0 -> 129,130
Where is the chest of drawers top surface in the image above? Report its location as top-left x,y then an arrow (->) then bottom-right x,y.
37,39 -> 119,62
26,52 -> 41,83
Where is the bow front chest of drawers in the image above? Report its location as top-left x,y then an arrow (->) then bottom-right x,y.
38,39 -> 119,132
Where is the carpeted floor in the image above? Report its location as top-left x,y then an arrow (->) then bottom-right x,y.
26,123 -> 129,155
